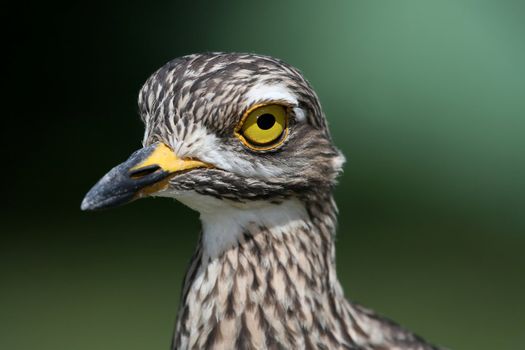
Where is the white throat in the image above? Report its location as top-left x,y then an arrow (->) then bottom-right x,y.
188,195 -> 309,259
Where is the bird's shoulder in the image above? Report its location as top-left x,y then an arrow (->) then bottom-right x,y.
344,302 -> 444,350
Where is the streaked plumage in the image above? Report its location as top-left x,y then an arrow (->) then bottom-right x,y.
82,52 -> 442,349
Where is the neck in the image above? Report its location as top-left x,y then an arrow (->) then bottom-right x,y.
199,198 -> 315,260
172,192 -> 355,349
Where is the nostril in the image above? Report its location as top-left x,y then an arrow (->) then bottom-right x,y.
129,165 -> 162,179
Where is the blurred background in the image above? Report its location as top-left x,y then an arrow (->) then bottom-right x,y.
2,1 -> 524,349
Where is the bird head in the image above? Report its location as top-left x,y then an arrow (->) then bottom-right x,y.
81,53 -> 345,214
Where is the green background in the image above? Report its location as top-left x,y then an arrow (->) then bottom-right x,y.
3,1 -> 524,349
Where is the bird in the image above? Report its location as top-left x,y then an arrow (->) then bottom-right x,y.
81,52 -> 442,350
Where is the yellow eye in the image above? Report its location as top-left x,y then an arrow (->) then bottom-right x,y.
237,104 -> 288,150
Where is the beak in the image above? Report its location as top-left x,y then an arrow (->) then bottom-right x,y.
81,142 -> 210,211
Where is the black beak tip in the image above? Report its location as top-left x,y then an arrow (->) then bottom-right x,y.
80,194 -> 97,211
80,143 -> 167,212
80,186 -> 135,211
80,188 -> 106,211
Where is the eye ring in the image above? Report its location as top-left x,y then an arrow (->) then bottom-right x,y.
234,103 -> 290,151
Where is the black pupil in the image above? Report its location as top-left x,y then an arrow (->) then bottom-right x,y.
257,113 -> 276,130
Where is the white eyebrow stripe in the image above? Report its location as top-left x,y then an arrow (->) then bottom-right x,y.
244,83 -> 306,122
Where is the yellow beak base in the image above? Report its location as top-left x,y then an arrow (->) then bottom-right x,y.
81,142 -> 210,211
